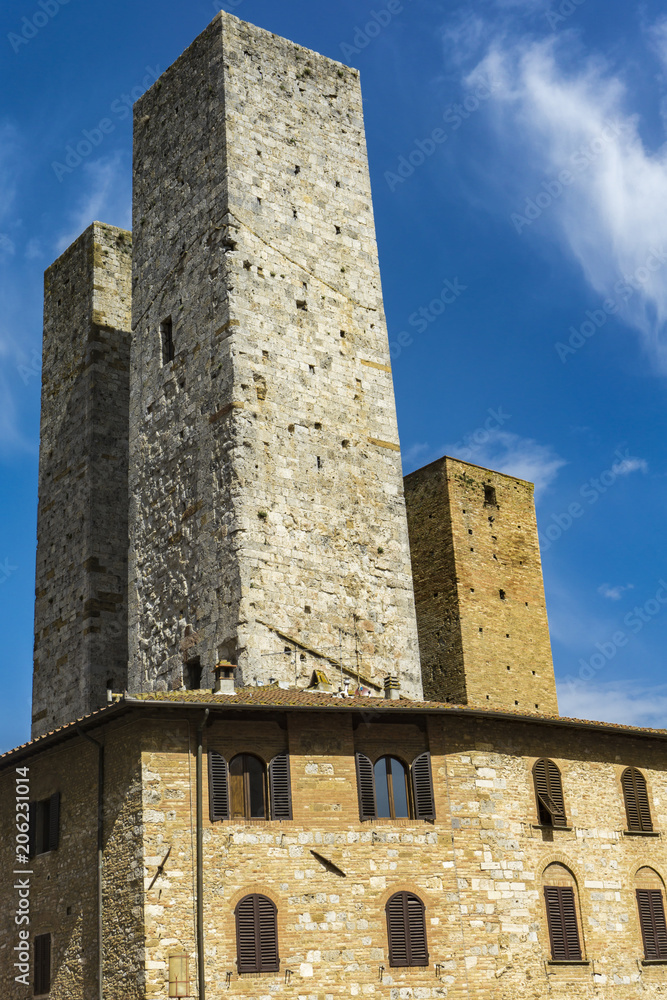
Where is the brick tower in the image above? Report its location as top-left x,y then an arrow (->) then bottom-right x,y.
32,223 -> 132,738
404,456 -> 558,713
128,13 -> 422,697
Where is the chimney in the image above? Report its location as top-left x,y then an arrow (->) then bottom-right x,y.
214,661 -> 236,695
384,676 -> 400,700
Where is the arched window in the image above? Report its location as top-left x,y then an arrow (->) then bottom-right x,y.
230,754 -> 267,820
622,768 -> 653,832
385,891 -> 429,967
533,759 -> 567,827
543,864 -> 583,961
374,757 -> 410,819
208,751 -> 292,822
636,868 -> 667,960
235,894 -> 279,973
354,751 -> 435,821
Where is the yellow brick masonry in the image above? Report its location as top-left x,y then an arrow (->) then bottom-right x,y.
4,699 -> 667,999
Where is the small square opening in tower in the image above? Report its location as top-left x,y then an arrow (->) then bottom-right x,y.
484,484 -> 497,506
161,317 -> 174,364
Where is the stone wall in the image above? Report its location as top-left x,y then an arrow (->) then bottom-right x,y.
128,12 -> 422,698
405,457 -> 558,713
0,718 -> 144,999
32,222 -> 132,737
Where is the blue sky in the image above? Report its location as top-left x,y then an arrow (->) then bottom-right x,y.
1,0 -> 667,752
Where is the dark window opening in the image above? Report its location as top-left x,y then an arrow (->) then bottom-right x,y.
386,892 -> 429,967
29,793 -> 60,857
484,485 -> 497,506
161,317 -> 174,364
34,933 -> 51,996
184,657 -> 202,691
499,589 -> 506,600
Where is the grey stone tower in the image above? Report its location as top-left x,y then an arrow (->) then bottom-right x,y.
32,223 -> 132,738
128,13 -> 422,697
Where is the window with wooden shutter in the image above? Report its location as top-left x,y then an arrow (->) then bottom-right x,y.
208,751 -> 230,821
268,754 -> 292,821
48,792 -> 60,852
636,869 -> 667,960
374,757 -> 410,819
28,794 -> 61,856
622,767 -> 653,832
355,752 -> 377,820
533,759 -> 567,827
230,754 -> 267,820
34,933 -> 51,995
411,752 -> 436,821
235,893 -> 279,973
386,891 -> 429,967
543,864 -> 583,962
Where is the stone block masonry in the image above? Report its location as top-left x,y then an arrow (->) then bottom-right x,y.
32,223 -> 132,738
128,12 -> 422,698
405,456 -> 558,713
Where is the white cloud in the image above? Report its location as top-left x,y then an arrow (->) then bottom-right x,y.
55,152 -> 131,254
24,238 -> 43,261
598,582 -> 634,601
448,428 -> 565,498
648,15 -> 667,73
0,234 -> 15,256
611,456 -> 648,477
465,32 -> 667,369
558,679 -> 667,729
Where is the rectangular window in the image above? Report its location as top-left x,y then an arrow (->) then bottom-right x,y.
184,657 -> 202,690
637,890 -> 667,960
161,317 -> 174,364
34,933 -> 51,996
29,793 -> 60,857
544,886 -> 582,961
169,955 -> 192,997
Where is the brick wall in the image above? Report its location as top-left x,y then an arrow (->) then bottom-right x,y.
405,456 -> 558,714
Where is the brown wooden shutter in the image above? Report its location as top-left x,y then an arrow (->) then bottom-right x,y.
411,752 -> 436,820
637,889 -> 667,960
386,892 -> 428,968
208,751 -> 229,822
34,933 -> 51,995
533,759 -> 566,827
355,752 -> 376,820
257,894 -> 280,971
235,894 -> 279,973
28,802 -> 36,860
623,768 -> 653,832
269,754 -> 292,821
48,792 -> 60,851
544,886 -> 582,961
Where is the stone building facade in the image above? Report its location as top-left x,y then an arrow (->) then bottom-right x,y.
7,9 -> 667,1000
3,692 -> 667,999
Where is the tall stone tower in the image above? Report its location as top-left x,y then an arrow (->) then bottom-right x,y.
32,223 -> 132,738
128,14 -> 422,697
404,456 -> 558,713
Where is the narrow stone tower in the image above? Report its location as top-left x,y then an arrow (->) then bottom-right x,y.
128,13 -> 422,696
32,223 -> 132,738
404,456 -> 558,714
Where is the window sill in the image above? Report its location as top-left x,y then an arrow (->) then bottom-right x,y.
641,959 -> 667,966
547,960 -> 590,966
623,829 -> 660,837
532,824 -> 573,831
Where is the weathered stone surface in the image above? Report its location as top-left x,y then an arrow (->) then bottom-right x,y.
32,222 -> 132,738
127,12 -> 422,699
405,457 -> 558,713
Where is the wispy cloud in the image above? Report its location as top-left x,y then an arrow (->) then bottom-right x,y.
448,428 -> 565,497
55,151 -> 131,254
611,455 -> 648,477
457,19 -> 667,369
558,679 -> 667,729
598,582 -> 634,601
